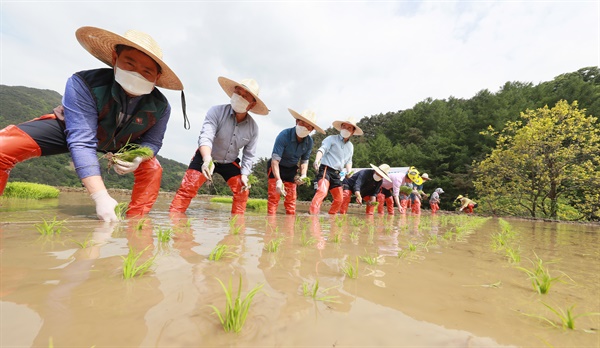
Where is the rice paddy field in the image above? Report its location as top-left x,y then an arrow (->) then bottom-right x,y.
1,191 -> 599,347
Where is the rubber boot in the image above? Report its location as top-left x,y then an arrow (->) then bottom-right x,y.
376,193 -> 385,214
328,186 -> 344,214
467,204 -> 474,214
365,196 -> 375,215
283,181 -> 297,214
267,178 -> 279,215
412,200 -> 421,214
127,157 -> 162,217
339,189 -> 353,214
228,175 -> 249,214
169,169 -> 207,213
0,125 -> 42,195
386,196 -> 395,215
430,203 -> 439,213
309,178 -> 330,214
400,199 -> 408,213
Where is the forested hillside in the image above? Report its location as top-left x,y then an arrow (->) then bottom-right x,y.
2,67 -> 598,220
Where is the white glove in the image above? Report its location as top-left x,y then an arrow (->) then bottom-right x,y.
90,190 -> 118,222
313,159 -> 321,171
241,174 -> 250,191
114,157 -> 143,175
355,192 -> 362,205
295,175 -> 307,185
275,179 -> 286,197
201,156 -> 215,181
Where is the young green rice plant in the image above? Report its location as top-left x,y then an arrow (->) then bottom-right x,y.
156,226 -> 173,243
349,216 -> 363,227
340,257 -> 359,279
70,234 -> 95,248
491,231 -> 509,250
264,237 -> 285,252
349,231 -> 359,243
35,216 -> 66,236
134,217 -> 147,231
335,215 -> 345,228
407,241 -> 418,252
302,280 -> 340,303
521,302 -> 600,330
209,244 -> 237,261
114,202 -> 129,220
103,143 -> 153,170
505,246 -> 521,264
359,249 -> 379,265
211,196 -> 267,212
228,215 -> 242,235
294,175 -> 312,186
330,231 -> 342,244
300,229 -> 316,247
121,246 -> 156,279
208,275 -> 264,333
3,182 -> 60,199
516,254 -> 565,294
397,249 -> 409,258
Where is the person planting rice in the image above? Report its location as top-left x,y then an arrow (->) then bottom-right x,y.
429,188 -> 444,213
456,195 -> 478,213
266,108 -> 325,215
375,167 -> 410,215
0,26 -> 186,221
338,164 -> 391,215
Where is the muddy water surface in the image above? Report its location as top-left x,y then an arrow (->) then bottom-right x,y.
1,192 -> 599,347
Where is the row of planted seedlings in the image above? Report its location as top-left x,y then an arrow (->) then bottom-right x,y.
490,218 -> 599,332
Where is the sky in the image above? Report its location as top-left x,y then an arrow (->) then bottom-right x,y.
1,1 -> 598,165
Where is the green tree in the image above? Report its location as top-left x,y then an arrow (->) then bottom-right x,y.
474,100 -> 600,220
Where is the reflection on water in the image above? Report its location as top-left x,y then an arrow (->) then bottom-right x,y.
1,192 -> 599,347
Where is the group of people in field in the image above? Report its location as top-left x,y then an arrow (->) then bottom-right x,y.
0,26 -> 477,221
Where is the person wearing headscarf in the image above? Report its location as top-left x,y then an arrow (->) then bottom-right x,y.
0,26 -> 186,221
169,77 -> 269,215
429,188 -> 444,213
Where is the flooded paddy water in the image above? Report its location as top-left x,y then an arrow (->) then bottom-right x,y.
1,191 -> 599,347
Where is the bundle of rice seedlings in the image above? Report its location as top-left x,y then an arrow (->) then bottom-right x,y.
399,185 -> 413,195
103,143 -> 153,169
3,182 -> 59,199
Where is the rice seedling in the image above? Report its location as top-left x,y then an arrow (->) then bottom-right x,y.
407,241 -> 418,252
103,143 -> 154,170
360,250 -> 380,265
349,216 -> 363,227
210,196 -> 267,212
302,280 -> 340,303
505,246 -> 521,264
121,246 -> 156,279
521,302 -> 600,330
114,202 -> 129,220
335,215 -> 345,228
70,234 -> 95,248
209,244 -> 237,261
228,215 -> 243,235
340,257 -> 359,279
35,216 -> 66,236
397,249 -> 409,258
134,218 -> 147,231
300,229 -> 316,247
156,226 -> 173,243
3,182 -> 59,199
208,275 -> 264,333
349,231 -> 359,243
264,237 -> 285,252
516,254 -> 566,294
427,234 -> 439,245
491,231 -> 509,250
330,231 -> 342,243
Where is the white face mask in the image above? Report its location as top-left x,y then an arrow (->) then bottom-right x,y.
295,125 -> 311,138
230,93 -> 250,113
114,67 -> 155,96
340,129 -> 352,138
373,173 -> 382,182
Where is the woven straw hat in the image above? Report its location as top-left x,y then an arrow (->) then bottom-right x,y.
288,108 -> 325,134
218,76 -> 269,115
370,163 -> 392,182
75,26 -> 183,90
332,117 -> 363,136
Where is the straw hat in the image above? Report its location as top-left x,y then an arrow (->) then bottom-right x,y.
456,195 -> 464,200
218,77 -> 269,115
332,116 -> 363,136
75,26 -> 183,90
288,108 -> 325,134
421,173 -> 431,180
370,163 -> 392,182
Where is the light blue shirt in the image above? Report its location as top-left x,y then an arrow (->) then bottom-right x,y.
318,134 -> 353,172
198,104 -> 258,176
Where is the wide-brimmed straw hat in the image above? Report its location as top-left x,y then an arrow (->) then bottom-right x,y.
288,108 -> 325,134
75,26 -> 183,90
370,163 -> 392,182
421,173 -> 431,180
218,76 -> 269,115
332,117 -> 363,136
